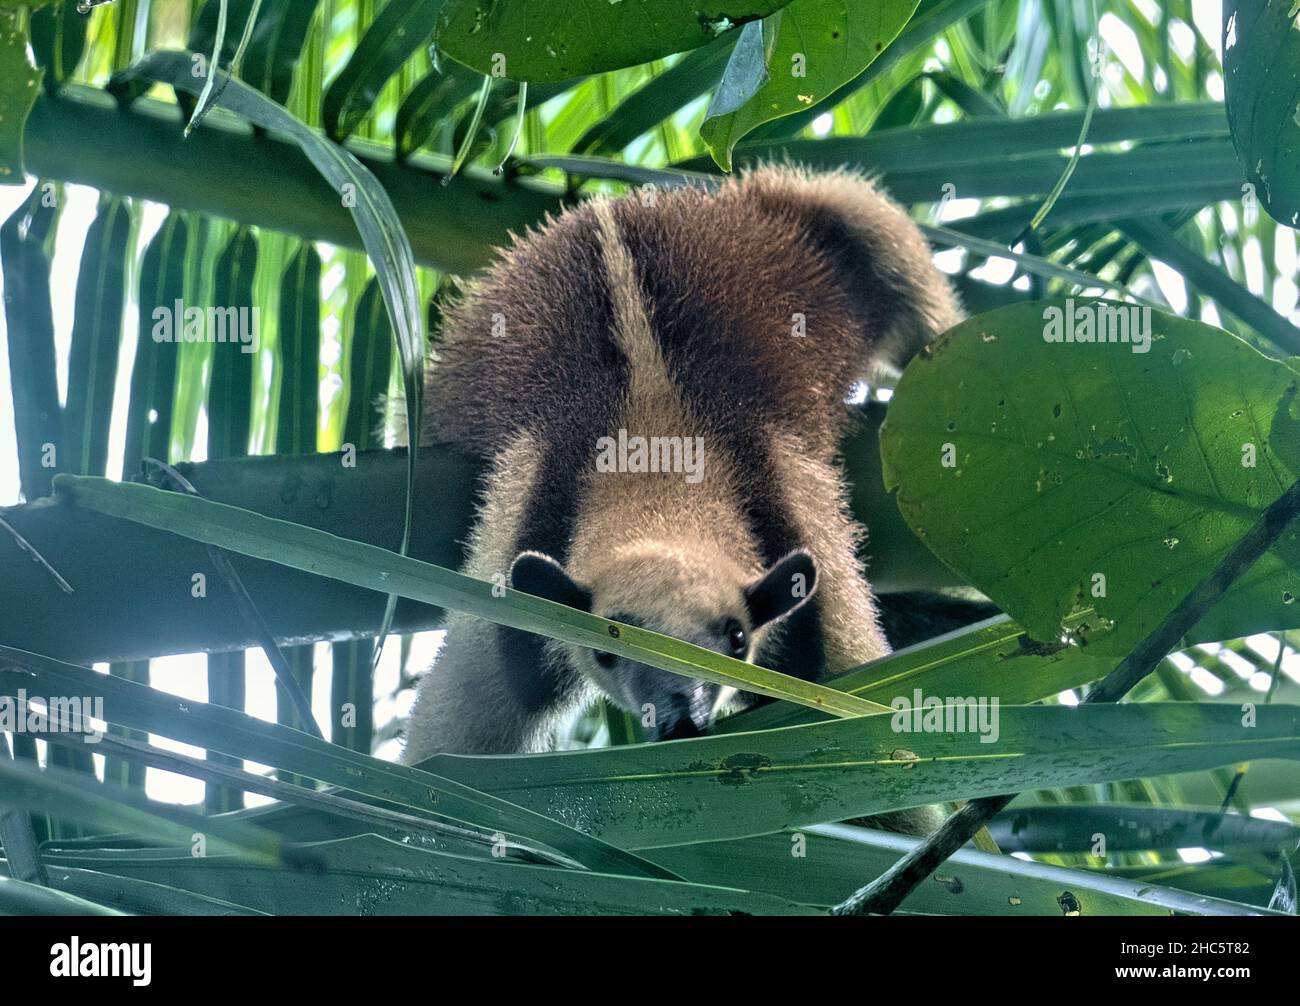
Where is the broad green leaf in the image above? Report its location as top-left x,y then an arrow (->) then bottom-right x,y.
64,196 -> 130,478
700,0 -> 921,171
0,7 -> 41,183
436,0 -> 793,83
0,646 -> 676,881
1223,0 -> 1300,228
43,834 -> 819,916
206,228 -> 258,461
0,757 -> 287,865
46,866 -> 266,916
573,33 -> 737,155
0,876 -> 122,917
987,804 -> 1300,855
321,0 -> 444,141
111,50 -> 425,660
747,0 -> 990,140
645,823 -> 1285,915
124,213 -> 188,473
0,186 -> 62,500
52,476 -> 889,718
343,277 -> 393,452
881,300 -> 1300,656
718,614 -> 1115,734
29,0 -> 88,96
423,702 -> 1300,850
394,64 -> 482,159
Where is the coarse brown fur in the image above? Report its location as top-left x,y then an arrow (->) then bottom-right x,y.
403,166 -> 960,833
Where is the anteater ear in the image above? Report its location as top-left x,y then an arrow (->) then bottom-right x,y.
509,552 -> 592,612
745,550 -> 818,628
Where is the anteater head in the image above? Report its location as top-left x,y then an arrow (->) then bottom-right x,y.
510,545 -> 817,739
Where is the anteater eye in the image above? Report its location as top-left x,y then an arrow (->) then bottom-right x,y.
725,621 -> 747,656
594,651 -> 617,669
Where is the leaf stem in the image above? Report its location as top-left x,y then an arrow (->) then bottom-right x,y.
142,458 -> 322,739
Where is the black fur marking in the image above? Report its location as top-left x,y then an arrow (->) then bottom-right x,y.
510,552 -> 592,611
608,209 -> 803,554
504,421 -> 621,713
761,596 -> 828,682
487,215 -> 633,718
494,630 -> 558,715
426,204 -> 630,454
790,199 -> 910,357
497,442 -> 603,715
745,550 -> 817,627
610,205 -> 832,684
504,212 -> 630,564
610,201 -> 791,431
875,592 -> 1002,650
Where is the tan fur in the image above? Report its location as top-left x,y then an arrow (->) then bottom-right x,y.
404,433 -> 592,760
739,167 -> 964,376
562,203 -> 773,676
460,432 -> 543,580
765,429 -> 890,669
405,166 -> 963,790
570,205 -> 758,589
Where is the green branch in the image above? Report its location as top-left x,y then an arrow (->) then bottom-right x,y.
22,85 -> 567,274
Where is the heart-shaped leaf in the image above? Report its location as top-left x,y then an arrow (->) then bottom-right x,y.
1223,0 -> 1300,228
436,0 -> 793,82
700,0 -> 919,170
881,300 -> 1300,654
